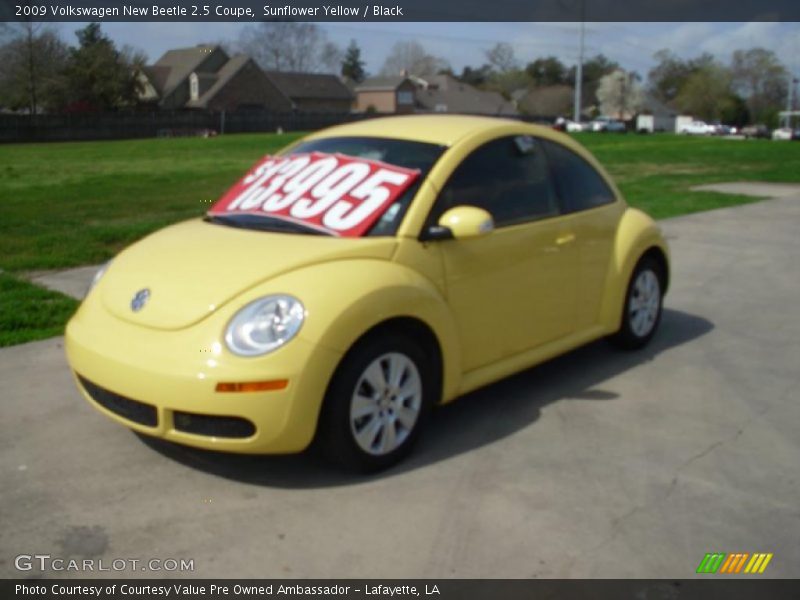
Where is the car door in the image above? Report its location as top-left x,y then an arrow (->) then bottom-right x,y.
426,135 -> 579,372
540,139 -> 623,331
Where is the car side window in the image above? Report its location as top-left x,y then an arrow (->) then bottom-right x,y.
430,135 -> 558,229
540,140 -> 616,213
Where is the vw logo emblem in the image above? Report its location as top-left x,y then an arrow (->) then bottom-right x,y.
130,288 -> 151,312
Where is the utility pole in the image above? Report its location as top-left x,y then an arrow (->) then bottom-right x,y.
25,22 -> 38,116
785,74 -> 796,128
573,0 -> 585,123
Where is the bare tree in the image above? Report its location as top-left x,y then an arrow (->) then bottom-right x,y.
485,43 -> 517,73
596,69 -> 644,119
380,41 -> 449,77
238,23 -> 341,73
0,23 -> 14,44
0,23 -> 69,113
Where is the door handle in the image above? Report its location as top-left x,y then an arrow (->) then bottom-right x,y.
556,233 -> 576,245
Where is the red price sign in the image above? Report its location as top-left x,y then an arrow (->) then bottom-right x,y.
209,152 -> 420,237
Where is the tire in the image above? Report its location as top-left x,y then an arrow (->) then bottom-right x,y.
317,333 -> 436,473
610,256 -> 664,350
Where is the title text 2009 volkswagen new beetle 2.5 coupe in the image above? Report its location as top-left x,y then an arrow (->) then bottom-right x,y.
65,115 -> 669,472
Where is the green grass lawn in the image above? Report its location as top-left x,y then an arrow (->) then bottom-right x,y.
576,133 -> 800,219
0,132 -> 304,272
0,273 -> 79,347
1,130 -> 799,346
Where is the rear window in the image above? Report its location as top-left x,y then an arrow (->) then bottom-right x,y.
540,140 -> 616,213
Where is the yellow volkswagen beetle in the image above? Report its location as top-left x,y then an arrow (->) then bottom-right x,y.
65,115 -> 669,472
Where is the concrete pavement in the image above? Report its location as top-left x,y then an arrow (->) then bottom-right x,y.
2,187 -> 799,579
23,265 -> 99,301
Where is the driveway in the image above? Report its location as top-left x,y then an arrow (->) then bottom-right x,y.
2,186 -> 799,579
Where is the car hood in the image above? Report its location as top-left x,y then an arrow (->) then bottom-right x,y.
100,219 -> 397,330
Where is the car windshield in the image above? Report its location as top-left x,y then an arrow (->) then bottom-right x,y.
207,136 -> 446,237
286,136 -> 446,236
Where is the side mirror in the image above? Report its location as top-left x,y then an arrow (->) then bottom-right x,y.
435,206 -> 494,240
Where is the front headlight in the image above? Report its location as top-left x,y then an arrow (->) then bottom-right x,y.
224,295 -> 305,356
86,261 -> 111,296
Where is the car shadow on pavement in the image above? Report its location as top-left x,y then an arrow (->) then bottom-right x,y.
136,308 -> 713,488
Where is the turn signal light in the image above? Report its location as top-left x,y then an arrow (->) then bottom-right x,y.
215,380 -> 288,393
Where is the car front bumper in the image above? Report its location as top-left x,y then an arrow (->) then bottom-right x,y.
65,300 -> 344,454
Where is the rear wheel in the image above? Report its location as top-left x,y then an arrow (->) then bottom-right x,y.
610,256 -> 664,350
317,334 -> 435,472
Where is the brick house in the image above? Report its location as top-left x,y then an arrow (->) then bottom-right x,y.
354,77 -> 417,114
138,45 -> 352,113
264,71 -> 353,113
413,75 -> 517,116
354,74 -> 517,116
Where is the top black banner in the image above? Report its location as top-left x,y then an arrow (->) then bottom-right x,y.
2,0 -> 800,22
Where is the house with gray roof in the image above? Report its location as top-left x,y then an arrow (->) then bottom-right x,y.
263,71 -> 353,113
354,77 -> 417,114
354,74 -> 517,116
137,45 -> 352,113
413,74 -> 517,116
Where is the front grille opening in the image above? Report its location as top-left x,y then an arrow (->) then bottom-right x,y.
173,411 -> 255,439
77,375 -> 158,427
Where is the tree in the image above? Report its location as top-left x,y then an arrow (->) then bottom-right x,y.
648,50 -> 694,105
647,50 -> 718,106
0,22 -> 14,44
569,54 -> 619,109
486,69 -> 529,99
239,22 -> 341,73
63,23 -> 144,111
674,62 -> 735,122
731,48 -> 788,125
0,23 -> 69,113
380,41 -> 449,77
485,43 -> 517,73
341,39 -> 366,83
458,64 -> 494,87
719,93 -> 750,128
525,56 -> 567,87
596,69 -> 644,119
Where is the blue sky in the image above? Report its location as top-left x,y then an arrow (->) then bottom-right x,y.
53,21 -> 800,79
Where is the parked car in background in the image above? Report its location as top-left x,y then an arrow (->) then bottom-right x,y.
590,116 -> 626,132
566,120 -> 590,133
741,124 -> 771,139
708,123 -> 734,136
553,118 -> 590,133
771,127 -> 794,141
680,121 -> 713,135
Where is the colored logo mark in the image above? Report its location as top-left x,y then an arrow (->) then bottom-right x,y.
696,552 -> 773,574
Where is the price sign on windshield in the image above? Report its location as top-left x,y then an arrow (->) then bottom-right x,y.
209,152 -> 420,237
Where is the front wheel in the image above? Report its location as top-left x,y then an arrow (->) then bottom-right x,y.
317,334 -> 435,472
610,256 -> 664,350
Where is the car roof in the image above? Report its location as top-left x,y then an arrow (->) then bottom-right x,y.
303,114 -> 554,147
